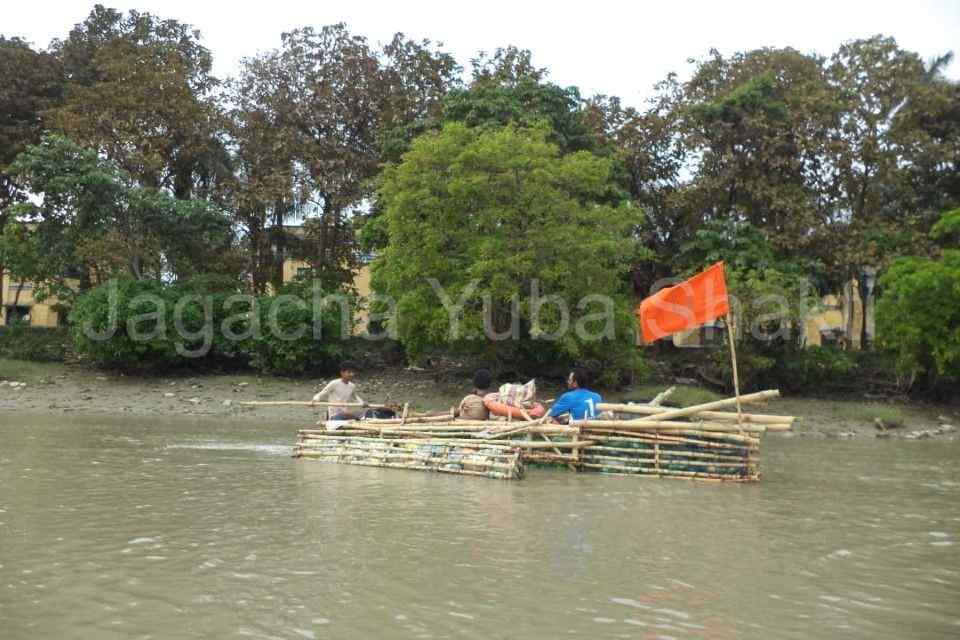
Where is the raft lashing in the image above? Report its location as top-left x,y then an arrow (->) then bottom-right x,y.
293,388 -> 792,482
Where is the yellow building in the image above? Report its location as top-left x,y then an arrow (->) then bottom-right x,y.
670,280 -> 869,350
0,274 -> 66,328
281,259 -> 373,333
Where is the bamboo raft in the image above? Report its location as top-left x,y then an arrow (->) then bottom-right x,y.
294,435 -> 524,480
291,388 -> 792,482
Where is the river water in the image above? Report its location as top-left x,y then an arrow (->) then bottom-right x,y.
1,413 -> 958,639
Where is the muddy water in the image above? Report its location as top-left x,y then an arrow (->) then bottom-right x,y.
1,413 -> 958,639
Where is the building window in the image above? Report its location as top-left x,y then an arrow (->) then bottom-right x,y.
4,306 -> 31,326
296,267 -> 313,280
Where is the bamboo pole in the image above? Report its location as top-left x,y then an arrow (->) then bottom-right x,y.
600,390 -> 780,427
298,434 -> 596,449
524,452 -> 580,463
584,428 -> 760,447
586,445 -> 752,463
296,450 -> 521,470
596,403 -> 794,426
579,465 -> 759,482
539,431 -> 578,471
299,424 -> 580,436
580,418 -> 767,434
296,456 -> 520,479
579,454 -> 750,469
583,430 -> 755,450
649,386 -> 676,406
241,400 -> 394,410
725,312 -> 743,423
579,461 -> 751,479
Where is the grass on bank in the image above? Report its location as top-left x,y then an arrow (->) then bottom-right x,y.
824,402 -> 908,428
0,358 -> 66,383
616,383 -> 726,408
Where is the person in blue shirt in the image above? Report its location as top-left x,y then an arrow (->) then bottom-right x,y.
545,367 -> 601,423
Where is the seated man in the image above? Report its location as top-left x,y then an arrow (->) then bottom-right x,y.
545,367 -> 601,423
457,368 -> 492,420
312,361 -> 366,420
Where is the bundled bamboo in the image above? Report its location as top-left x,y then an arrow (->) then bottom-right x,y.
609,390 -> 780,427
291,387 -> 786,482
597,403 -> 794,427
294,435 -> 524,480
576,429 -> 757,479
580,418 -> 768,434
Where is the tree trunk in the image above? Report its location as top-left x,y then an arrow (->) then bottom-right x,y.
844,279 -> 856,350
270,199 -> 286,292
79,264 -> 91,293
11,280 -> 24,309
130,254 -> 143,280
859,269 -> 876,351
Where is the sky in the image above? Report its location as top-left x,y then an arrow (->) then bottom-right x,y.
5,0 -> 959,109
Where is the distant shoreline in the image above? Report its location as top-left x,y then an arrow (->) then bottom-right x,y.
1,360 -> 956,441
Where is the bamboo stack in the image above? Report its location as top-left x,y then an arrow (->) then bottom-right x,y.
292,388 -> 793,482
294,434 -> 524,480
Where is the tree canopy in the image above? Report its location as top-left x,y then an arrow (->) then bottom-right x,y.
373,122 -> 645,379
0,7 -> 957,386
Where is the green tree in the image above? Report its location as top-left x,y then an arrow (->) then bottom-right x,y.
0,36 -> 64,310
674,219 -> 821,389
47,5 -> 225,198
9,134 -> 236,297
230,24 -> 461,291
373,123 -> 646,380
876,209 -> 960,389
240,280 -> 351,375
69,277 -> 178,367
0,223 -> 43,310
0,37 -> 64,211
441,47 -> 596,155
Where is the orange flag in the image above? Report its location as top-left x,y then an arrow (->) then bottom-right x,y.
637,261 -> 730,343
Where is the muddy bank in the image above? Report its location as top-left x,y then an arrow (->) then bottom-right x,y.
0,361 -> 956,440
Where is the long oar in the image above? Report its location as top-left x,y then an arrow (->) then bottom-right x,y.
240,400 -> 395,410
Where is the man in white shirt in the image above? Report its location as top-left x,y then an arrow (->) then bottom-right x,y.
312,361 -> 366,420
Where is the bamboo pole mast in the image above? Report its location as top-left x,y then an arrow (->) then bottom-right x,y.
725,311 -> 743,424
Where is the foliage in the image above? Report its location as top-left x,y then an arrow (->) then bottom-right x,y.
228,24 -> 459,291
1,18 -> 958,388
0,223 -> 43,306
772,346 -> 857,392
9,134 -> 237,294
0,325 -> 68,363
47,5 -> 224,197
240,280 -> 351,375
374,122 -> 647,380
0,36 -> 63,211
876,249 -> 960,386
931,208 -> 960,245
676,219 -> 821,343
442,76 -> 597,154
68,275 -> 352,373
69,277 -> 178,367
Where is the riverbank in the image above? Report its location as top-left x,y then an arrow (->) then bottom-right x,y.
0,359 -> 956,440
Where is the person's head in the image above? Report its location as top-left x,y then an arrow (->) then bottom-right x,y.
472,368 -> 492,392
339,361 -> 360,382
567,367 -> 591,390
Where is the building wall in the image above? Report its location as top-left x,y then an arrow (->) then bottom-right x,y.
1,275 -> 63,328
280,260 -> 373,334
671,280 -> 868,350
